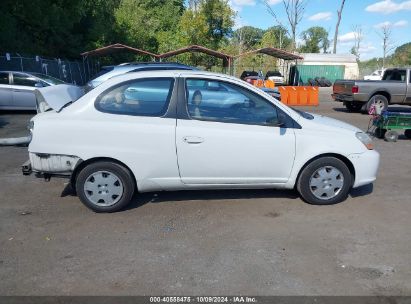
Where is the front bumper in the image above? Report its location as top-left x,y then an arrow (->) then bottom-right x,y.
348,149 -> 380,188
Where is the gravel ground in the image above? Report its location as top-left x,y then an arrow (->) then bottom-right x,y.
0,96 -> 411,296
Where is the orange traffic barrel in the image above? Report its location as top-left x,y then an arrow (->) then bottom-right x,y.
255,79 -> 265,88
264,80 -> 275,89
297,87 -> 309,105
308,87 -> 319,106
279,86 -> 288,104
288,86 -> 298,106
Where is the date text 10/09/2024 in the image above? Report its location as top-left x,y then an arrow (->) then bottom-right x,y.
149,297 -> 257,303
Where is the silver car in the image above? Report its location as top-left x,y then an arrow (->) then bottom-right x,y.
0,71 -> 65,110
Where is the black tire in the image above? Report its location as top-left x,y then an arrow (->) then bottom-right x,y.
345,101 -> 363,112
297,157 -> 352,205
366,94 -> 388,113
384,130 -> 398,142
404,129 -> 411,139
75,161 -> 135,212
375,127 -> 387,139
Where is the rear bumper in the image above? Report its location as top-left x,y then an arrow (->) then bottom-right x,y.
348,150 -> 380,188
332,93 -> 353,102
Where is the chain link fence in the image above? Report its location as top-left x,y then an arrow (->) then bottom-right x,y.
0,54 -> 99,85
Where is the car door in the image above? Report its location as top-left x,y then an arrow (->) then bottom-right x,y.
176,77 -> 296,186
10,72 -> 38,109
0,72 -> 13,108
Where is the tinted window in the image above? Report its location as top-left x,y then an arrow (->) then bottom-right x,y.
32,73 -> 64,85
96,78 -> 174,116
383,70 -> 406,82
13,73 -> 39,87
186,79 -> 279,126
0,72 -> 9,85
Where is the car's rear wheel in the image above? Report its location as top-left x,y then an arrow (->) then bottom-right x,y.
297,157 -> 352,205
366,95 -> 388,114
404,129 -> 411,139
76,161 -> 135,212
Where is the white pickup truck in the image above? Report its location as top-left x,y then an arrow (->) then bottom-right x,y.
332,68 -> 411,112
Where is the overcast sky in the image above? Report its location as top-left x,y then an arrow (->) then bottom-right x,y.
230,0 -> 411,59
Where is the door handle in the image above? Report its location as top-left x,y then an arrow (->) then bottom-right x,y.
183,136 -> 204,144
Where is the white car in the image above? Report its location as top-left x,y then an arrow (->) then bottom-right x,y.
364,69 -> 385,81
25,70 -> 380,212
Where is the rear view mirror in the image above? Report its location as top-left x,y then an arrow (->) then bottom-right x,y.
34,82 -> 43,88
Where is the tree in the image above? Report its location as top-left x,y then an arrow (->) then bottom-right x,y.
333,0 -> 346,54
261,26 -> 291,49
350,25 -> 362,61
114,0 -> 184,53
377,24 -> 395,68
263,0 -> 308,50
201,0 -> 235,49
299,26 -> 329,53
233,26 -> 264,50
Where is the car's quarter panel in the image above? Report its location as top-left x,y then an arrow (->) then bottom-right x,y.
29,73 -> 186,192
176,119 -> 296,185
29,112 -> 180,192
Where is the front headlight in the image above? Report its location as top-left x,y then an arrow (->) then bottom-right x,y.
356,132 -> 374,150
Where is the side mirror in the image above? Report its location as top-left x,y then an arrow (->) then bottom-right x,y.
34,82 -> 43,88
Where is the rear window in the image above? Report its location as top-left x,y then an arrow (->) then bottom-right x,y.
95,78 -> 174,117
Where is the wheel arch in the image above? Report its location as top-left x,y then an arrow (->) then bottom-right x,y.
295,153 -> 356,188
70,157 -> 137,192
369,91 -> 391,103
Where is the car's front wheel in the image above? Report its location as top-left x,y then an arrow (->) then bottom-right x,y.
76,161 -> 135,212
297,157 -> 352,205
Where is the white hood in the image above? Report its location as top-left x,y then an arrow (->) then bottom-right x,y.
34,84 -> 84,112
309,113 -> 361,133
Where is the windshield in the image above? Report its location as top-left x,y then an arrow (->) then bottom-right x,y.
32,73 -> 65,85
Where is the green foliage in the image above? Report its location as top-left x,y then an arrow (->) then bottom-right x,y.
360,42 -> 411,71
261,26 -> 291,49
299,26 -> 329,53
232,26 -> 264,49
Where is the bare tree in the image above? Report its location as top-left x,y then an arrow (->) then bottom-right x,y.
351,25 -> 362,61
333,0 -> 346,54
263,0 -> 308,50
377,24 -> 395,67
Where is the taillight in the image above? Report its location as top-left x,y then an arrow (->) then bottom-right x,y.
352,86 -> 359,94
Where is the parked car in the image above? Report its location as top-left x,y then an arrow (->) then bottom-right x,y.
364,69 -> 385,81
0,71 -> 65,110
332,68 -> 411,112
240,70 -> 259,81
24,70 -> 379,212
266,70 -> 285,85
86,62 -> 197,90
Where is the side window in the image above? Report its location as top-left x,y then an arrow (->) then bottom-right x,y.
383,70 -> 406,82
186,79 -> 278,126
12,73 -> 38,87
0,72 -> 9,85
96,78 -> 174,116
